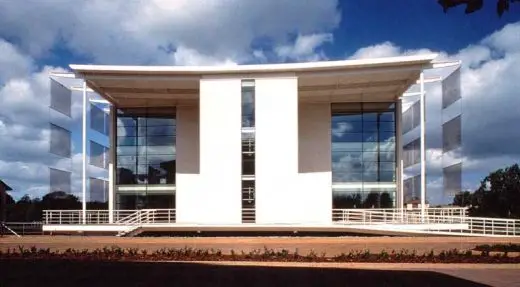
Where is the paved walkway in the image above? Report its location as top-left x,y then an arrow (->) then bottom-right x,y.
3,259 -> 520,286
203,262 -> 520,287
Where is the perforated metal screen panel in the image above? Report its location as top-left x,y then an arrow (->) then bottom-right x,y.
50,78 -> 71,117
90,141 -> 108,169
402,101 -> 420,134
49,124 -> 71,158
443,163 -> 462,196
90,103 -> 109,135
443,115 -> 462,153
403,175 -> 421,203
403,138 -> 420,168
442,67 -> 461,109
49,168 -> 71,194
89,177 -> 108,202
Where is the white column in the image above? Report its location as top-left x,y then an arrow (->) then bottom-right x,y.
108,105 -> 116,223
395,99 -> 403,210
419,72 -> 426,219
188,77 -> 242,224
81,81 -> 87,224
255,76 -> 300,224
297,102 -> 332,224
175,105 -> 201,224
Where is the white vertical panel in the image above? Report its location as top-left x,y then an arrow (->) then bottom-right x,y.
175,105 -> 200,223
255,76 -> 299,224
396,99 -> 403,209
109,105 -> 115,222
298,102 -> 332,224
196,78 -> 242,224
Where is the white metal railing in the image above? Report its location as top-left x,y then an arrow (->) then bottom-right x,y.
332,208 -> 467,223
332,208 -> 519,236
43,209 -> 175,225
3,222 -> 43,236
43,208 -> 519,237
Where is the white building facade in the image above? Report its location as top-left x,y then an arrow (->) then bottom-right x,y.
71,54 -> 438,226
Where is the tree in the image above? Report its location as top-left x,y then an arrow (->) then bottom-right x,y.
363,192 -> 380,208
41,191 -> 81,210
438,0 -> 520,17
453,190 -> 472,207
452,163 -> 520,218
333,194 -> 362,209
380,192 -> 393,208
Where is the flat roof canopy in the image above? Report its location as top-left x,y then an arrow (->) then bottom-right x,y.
70,54 -> 438,108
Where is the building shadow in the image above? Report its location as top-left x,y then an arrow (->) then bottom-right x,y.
2,260 -> 488,287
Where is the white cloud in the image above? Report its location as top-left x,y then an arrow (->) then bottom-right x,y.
275,33 -> 333,61
348,41 -> 441,60
0,0 -> 341,65
0,39 -> 34,83
482,22 -> 520,54
171,45 -> 237,66
348,41 -> 402,59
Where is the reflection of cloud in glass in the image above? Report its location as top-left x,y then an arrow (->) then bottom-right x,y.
331,103 -> 396,185
331,122 -> 353,138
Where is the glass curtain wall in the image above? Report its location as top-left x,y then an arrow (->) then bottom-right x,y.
115,107 -> 176,209
331,102 -> 396,210
241,80 -> 256,222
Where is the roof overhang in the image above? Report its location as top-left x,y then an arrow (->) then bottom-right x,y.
70,54 -> 438,108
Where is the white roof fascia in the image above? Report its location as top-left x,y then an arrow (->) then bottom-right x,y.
69,54 -> 438,75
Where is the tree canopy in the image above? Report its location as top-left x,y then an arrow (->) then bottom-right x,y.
453,163 -> 520,218
438,0 -> 519,17
4,191 -> 107,222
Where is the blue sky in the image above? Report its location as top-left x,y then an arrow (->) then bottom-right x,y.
333,1 -> 520,55
1,0 -> 520,203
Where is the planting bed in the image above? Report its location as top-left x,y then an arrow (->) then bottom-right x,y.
474,243 -> 520,253
3,235 -> 520,256
2,245 -> 520,263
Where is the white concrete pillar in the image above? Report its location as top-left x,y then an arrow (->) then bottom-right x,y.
395,99 -> 403,210
108,105 -> 117,222
175,105 -> 200,223
297,102 -> 332,224
255,76 -> 300,224
180,78 -> 242,224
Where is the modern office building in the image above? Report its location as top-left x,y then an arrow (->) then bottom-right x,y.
45,53 -> 517,237
65,54 -> 438,226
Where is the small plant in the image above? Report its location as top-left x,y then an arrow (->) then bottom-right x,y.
127,248 -> 138,256
379,250 -> 390,261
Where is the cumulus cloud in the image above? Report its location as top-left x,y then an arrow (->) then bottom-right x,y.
275,33 -> 333,61
171,46 -> 238,66
0,40 -> 34,82
0,0 -> 341,65
348,41 -> 441,60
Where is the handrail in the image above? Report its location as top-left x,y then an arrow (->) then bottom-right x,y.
42,208 -> 519,237
332,208 -> 519,236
